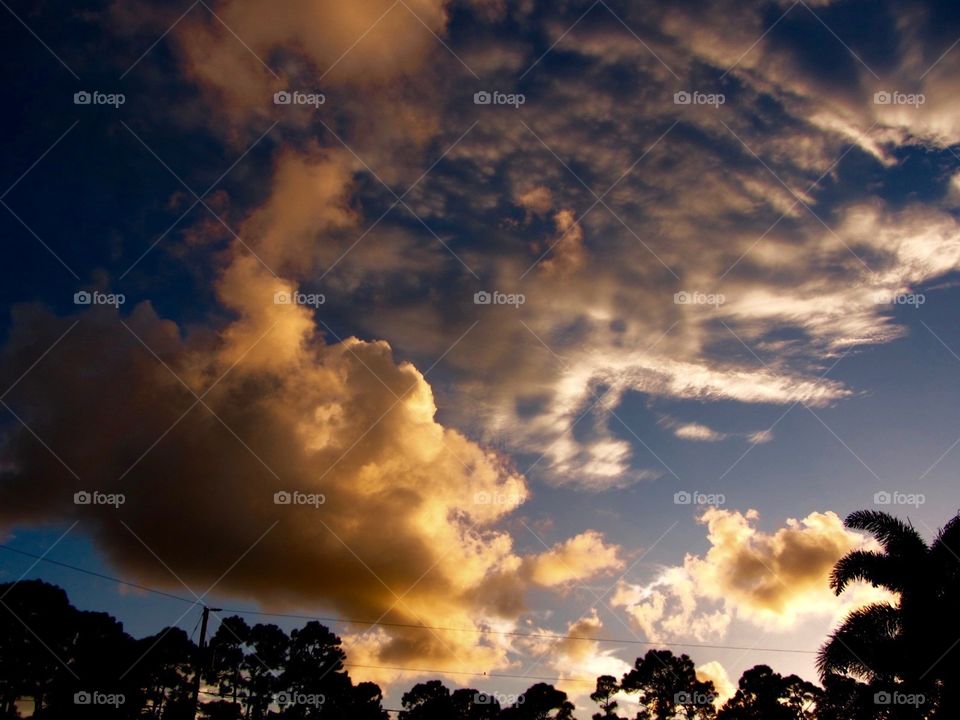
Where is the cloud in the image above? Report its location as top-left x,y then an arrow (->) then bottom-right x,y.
948,171 -> 960,207
519,611 -> 630,709
232,146 -> 358,277
663,417 -> 775,445
10,0 -> 960,700
0,146 -> 624,682
610,565 -> 732,643
746,430 -> 774,445
531,611 -> 732,713
672,423 -> 726,442
696,660 -> 735,705
612,509 -> 896,640
0,299 -> 528,675
109,0 -> 458,163
523,530 -> 623,587
515,186 -> 553,218
540,209 -> 587,277
348,71 -> 959,487
100,0 -> 960,494
172,0 -> 448,107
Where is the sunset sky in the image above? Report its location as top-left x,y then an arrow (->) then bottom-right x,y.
2,0 -> 960,713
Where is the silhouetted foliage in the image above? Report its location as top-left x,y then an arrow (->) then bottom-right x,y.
500,683 -> 574,719
398,680 -> 500,719
819,510 -> 960,718
815,674 -> 880,720
716,665 -> 818,720
0,580 -> 143,719
590,675 -> 622,720
0,580 -> 388,719
4,507 -> 960,720
136,626 -> 195,719
620,649 -> 716,719
206,615 -> 250,711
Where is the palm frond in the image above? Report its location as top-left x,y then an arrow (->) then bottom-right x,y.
932,512 -> 960,565
844,510 -> 926,556
830,550 -> 900,594
817,603 -> 900,682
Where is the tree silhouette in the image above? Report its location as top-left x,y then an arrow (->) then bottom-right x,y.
0,580 -> 146,719
818,510 -> 960,715
201,699 -> 244,720
348,681 -> 390,720
0,581 -> 394,720
452,688 -> 502,719
9,532 -> 960,720
400,680 -> 456,719
279,621 -> 346,717
206,615 -> 251,712
620,649 -> 716,719
278,621 -> 388,718
0,581 -> 76,717
815,674 -> 881,720
399,680 -> 500,719
136,626 -> 195,719
59,609 -> 135,715
243,623 -> 288,719
717,665 -> 819,720
500,683 -> 574,720
590,675 -> 623,719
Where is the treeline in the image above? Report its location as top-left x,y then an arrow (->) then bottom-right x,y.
1,509 -> 957,718
0,580 -> 814,719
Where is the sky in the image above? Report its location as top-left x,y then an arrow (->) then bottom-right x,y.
1,0 -> 960,713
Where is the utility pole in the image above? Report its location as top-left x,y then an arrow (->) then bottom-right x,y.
191,605 -> 222,719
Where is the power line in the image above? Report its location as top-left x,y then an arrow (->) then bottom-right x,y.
342,663 -> 597,684
0,543 -> 195,603
224,608 -> 817,655
0,543 -> 818,657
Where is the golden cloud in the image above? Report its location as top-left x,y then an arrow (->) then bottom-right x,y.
0,144 -> 623,681
523,530 -> 623,587
612,509 -> 896,639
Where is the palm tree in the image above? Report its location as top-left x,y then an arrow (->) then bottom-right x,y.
818,510 -> 960,715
